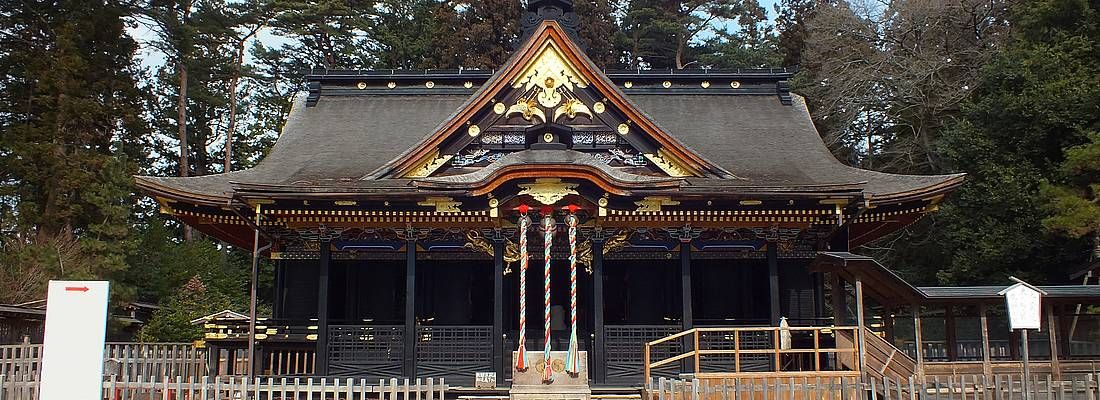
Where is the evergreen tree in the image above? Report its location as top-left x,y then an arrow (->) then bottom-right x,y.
450,0 -> 522,69
139,276 -> 233,342
575,0 -> 623,69
772,0 -> 822,66
0,0 -> 149,300
926,0 -> 1097,284
619,0 -> 770,69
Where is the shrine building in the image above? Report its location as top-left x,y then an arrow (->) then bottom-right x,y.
135,0 -> 1100,390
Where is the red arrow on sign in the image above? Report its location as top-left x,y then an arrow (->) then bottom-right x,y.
65,286 -> 89,292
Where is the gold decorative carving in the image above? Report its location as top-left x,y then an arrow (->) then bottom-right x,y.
553,98 -> 592,121
517,178 -> 579,205
624,81 -> 633,88
404,150 -> 453,178
643,149 -> 692,177
543,132 -> 554,143
730,81 -> 741,88
425,81 -> 435,88
464,230 -> 521,268
634,196 -> 680,212
701,81 -> 710,88
593,101 -> 606,114
417,196 -> 462,213
467,124 -> 481,137
356,82 -> 367,90
506,98 -> 546,123
616,123 -> 629,135
576,230 -> 631,268
493,102 -> 506,114
511,42 -> 588,109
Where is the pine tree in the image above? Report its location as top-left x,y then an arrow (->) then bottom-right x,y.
575,0 -> 622,69
450,0 -> 522,69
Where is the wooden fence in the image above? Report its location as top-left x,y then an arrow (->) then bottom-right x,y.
0,375 -> 448,400
646,374 -> 1100,400
0,342 -> 40,382
0,341 -> 206,382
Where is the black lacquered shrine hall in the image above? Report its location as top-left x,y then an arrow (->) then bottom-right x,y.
134,0 -> 984,387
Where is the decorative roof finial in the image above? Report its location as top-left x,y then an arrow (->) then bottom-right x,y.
519,0 -> 583,48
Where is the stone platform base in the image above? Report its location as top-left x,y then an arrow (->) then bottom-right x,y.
510,351 -> 591,400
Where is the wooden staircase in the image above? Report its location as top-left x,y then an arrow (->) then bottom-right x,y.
836,327 -> 917,383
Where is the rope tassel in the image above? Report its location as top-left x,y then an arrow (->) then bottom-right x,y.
516,214 -> 530,371
565,213 -> 580,374
542,214 -> 554,382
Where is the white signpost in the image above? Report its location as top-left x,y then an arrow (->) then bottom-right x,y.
999,276 -> 1046,395
39,280 -> 110,400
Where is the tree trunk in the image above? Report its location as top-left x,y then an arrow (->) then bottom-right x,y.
225,28 -> 257,174
178,60 -> 192,241
675,34 -> 685,69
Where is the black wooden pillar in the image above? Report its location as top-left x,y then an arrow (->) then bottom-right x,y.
492,238 -> 505,378
767,243 -> 780,326
945,305 -> 958,362
813,272 -> 826,323
404,239 -> 417,379
592,238 -> 606,384
316,242 -> 331,375
273,261 -> 285,318
679,240 -> 693,362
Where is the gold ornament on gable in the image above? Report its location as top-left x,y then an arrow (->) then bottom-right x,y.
517,178 -> 579,205
512,42 -> 589,109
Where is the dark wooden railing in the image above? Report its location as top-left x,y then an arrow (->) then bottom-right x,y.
328,325 -> 405,378
415,325 -> 492,386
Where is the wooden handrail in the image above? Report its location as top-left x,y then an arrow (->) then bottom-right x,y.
643,325 -> 862,384
647,328 -> 698,346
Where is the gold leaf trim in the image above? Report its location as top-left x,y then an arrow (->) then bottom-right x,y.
404,150 -> 453,178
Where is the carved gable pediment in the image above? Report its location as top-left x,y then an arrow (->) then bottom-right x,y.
379,21 -> 728,182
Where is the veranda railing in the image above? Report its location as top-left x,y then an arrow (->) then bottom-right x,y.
643,326 -> 863,384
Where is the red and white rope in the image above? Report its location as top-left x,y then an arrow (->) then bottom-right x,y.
565,213 -> 580,374
542,214 -> 554,382
515,214 -> 529,371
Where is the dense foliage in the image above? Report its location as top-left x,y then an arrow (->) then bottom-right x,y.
0,0 -> 1096,341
